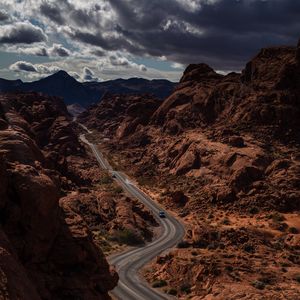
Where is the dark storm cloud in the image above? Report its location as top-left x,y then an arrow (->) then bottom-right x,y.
70,8 -> 95,27
68,29 -> 140,53
40,2 -> 65,25
40,1 -> 101,27
106,0 -> 300,69
10,61 -> 37,72
90,49 -> 105,57
49,44 -> 70,57
0,22 -> 47,44
0,10 -> 9,21
3,0 -> 299,72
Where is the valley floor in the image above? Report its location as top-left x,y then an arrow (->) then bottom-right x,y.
92,130 -> 300,300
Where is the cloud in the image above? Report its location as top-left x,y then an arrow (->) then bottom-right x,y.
109,55 -> 130,66
69,71 -> 81,80
82,66 -> 99,81
106,54 -> 148,72
40,1 -> 65,25
65,28 -> 137,53
35,64 -> 60,74
0,22 -> 47,44
6,43 -> 70,57
171,62 -> 185,69
6,45 -> 48,56
49,43 -> 70,57
139,64 -> 147,72
9,60 -> 60,75
0,10 -> 9,21
106,0 -> 300,69
10,61 -> 37,72
89,49 -> 105,57
1,0 -> 300,79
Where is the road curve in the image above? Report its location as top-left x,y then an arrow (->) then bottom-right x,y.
79,131 -> 185,300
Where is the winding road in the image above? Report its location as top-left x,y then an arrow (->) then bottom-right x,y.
79,129 -> 185,300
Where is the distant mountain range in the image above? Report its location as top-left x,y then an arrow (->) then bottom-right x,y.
0,70 -> 176,107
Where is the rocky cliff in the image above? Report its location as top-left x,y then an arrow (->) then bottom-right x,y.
79,40 -> 300,299
0,92 -> 118,300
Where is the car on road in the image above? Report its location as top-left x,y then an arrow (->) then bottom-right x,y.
159,211 -> 166,218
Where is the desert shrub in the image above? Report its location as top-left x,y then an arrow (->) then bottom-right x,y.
110,229 -> 143,245
194,239 -> 209,248
112,186 -> 123,194
100,174 -> 113,184
249,207 -> 259,214
168,288 -> 177,295
258,275 -> 274,285
280,262 -> 292,267
207,213 -> 214,219
252,280 -> 265,290
288,227 -> 299,234
273,241 -> 284,250
294,274 -> 300,283
180,284 -> 191,294
152,280 -> 167,288
95,237 -> 112,253
191,251 -> 198,256
271,212 -> 285,222
160,190 -> 170,197
225,265 -> 234,272
177,240 -> 190,248
222,217 -> 230,225
243,243 -> 255,253
270,221 -> 288,232
219,243 -> 225,249
207,242 -> 219,250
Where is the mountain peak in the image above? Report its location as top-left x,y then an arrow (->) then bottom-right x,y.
52,70 -> 74,79
180,63 -> 221,83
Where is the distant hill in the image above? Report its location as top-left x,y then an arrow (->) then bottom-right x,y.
0,71 -> 176,107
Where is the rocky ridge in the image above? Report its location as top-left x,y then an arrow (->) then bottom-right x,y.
79,40 -> 300,299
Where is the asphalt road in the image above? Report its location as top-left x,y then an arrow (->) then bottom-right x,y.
79,131 -> 185,300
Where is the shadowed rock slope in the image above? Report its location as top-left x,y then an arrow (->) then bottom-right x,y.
0,92 -> 119,300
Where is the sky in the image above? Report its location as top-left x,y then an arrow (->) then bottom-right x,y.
0,0 -> 299,82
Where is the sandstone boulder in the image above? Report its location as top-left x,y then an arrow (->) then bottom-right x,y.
173,144 -> 200,175
230,166 -> 263,192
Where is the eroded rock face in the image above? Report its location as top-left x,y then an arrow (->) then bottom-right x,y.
78,94 -> 161,139
79,41 -> 300,299
172,143 -> 201,176
0,93 -> 117,300
81,40 -> 300,212
60,192 -> 158,245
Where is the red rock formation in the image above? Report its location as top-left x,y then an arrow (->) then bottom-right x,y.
78,93 -> 161,139
0,92 -> 117,300
82,40 -> 300,212
80,40 -> 300,299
